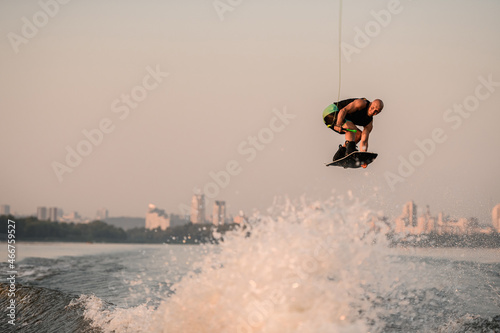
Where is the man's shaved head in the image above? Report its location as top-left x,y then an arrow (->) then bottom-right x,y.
374,99 -> 384,109
368,99 -> 384,116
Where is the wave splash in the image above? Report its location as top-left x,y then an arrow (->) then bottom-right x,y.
79,194 -> 395,333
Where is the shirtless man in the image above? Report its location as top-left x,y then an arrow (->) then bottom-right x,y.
322,98 -> 384,161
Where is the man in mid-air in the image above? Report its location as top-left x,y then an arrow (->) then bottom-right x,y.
322,98 -> 384,161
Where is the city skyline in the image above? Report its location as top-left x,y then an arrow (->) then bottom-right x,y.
145,196 -> 230,230
394,201 -> 499,235
2,200 -> 500,233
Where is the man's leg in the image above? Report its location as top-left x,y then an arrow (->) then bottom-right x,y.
354,126 -> 362,143
341,121 -> 360,142
342,121 -> 359,155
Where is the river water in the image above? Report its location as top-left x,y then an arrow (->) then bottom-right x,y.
1,197 -> 499,332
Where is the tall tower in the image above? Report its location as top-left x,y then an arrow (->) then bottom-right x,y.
401,201 -> 417,227
0,205 -> 10,216
48,207 -> 58,222
394,201 -> 417,233
493,204 -> 500,233
212,201 -> 226,225
37,207 -> 47,220
96,207 -> 109,221
190,194 -> 205,224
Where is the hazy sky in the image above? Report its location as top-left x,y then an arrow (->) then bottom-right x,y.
1,0 -> 499,223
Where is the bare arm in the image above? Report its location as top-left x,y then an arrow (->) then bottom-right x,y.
359,121 -> 373,152
333,99 -> 368,133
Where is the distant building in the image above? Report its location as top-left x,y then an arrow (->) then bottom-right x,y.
0,205 -> 10,216
212,201 -> 226,225
493,204 -> 500,233
146,204 -> 170,230
233,216 -> 246,224
96,207 -> 109,221
233,210 -> 247,224
37,207 -> 47,220
48,207 -> 58,222
190,194 -> 205,224
395,201 -> 417,233
436,213 -> 469,235
394,201 -> 491,235
62,211 -> 82,223
422,205 -> 435,233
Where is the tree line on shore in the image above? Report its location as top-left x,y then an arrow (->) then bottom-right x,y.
1,215 -> 498,247
0,215 -> 239,244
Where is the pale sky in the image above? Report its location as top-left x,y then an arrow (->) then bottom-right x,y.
1,0 -> 499,223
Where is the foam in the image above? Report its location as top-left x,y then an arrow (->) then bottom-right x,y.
70,294 -> 156,332
79,194 -> 394,333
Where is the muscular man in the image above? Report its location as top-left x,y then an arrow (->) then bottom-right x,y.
323,98 -> 384,161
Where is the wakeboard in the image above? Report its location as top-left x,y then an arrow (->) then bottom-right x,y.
326,151 -> 378,169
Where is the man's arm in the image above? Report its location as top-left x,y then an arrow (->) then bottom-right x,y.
359,121 -> 373,152
333,99 -> 368,133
